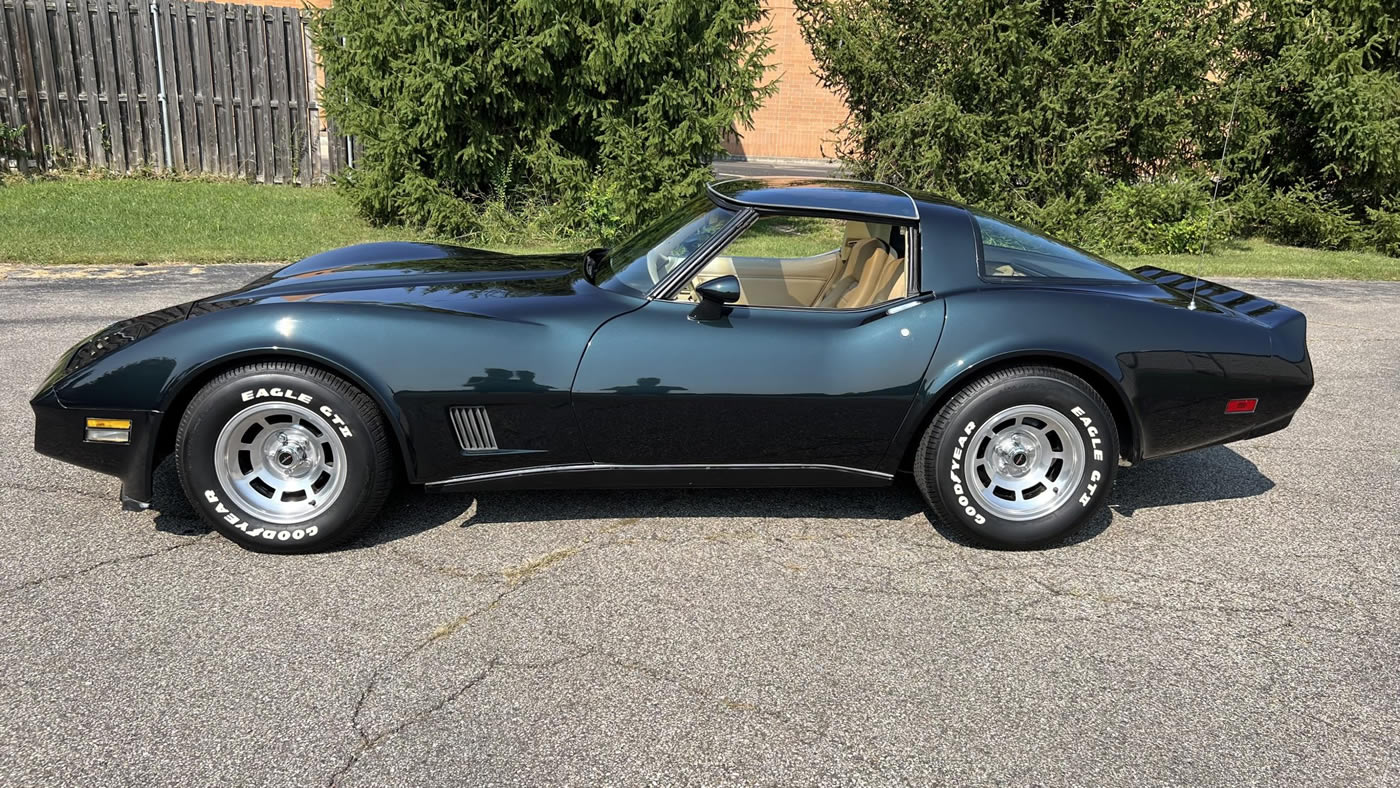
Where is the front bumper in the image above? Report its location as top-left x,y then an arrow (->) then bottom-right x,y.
31,387 -> 161,509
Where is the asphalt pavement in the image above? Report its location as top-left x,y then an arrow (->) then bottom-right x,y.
0,264 -> 1396,785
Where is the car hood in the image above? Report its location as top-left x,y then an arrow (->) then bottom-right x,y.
35,243 -> 634,397
205,242 -> 589,303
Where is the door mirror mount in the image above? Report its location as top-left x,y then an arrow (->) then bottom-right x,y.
689,275 -> 741,321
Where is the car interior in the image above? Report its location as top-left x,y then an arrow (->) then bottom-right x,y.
671,218 -> 910,309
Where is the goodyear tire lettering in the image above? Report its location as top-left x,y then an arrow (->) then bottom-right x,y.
950,419 -> 987,525
202,489 -> 319,541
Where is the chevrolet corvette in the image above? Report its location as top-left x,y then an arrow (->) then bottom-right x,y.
31,178 -> 1314,551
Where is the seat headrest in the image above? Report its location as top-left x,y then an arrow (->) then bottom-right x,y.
845,221 -> 874,243
845,237 -> 887,277
846,221 -> 893,244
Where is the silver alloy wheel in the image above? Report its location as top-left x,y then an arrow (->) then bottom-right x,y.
213,402 -> 348,525
965,404 -> 1085,522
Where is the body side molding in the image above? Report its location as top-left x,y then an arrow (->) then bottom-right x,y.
426,462 -> 895,492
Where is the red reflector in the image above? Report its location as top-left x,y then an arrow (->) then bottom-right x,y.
1225,398 -> 1258,414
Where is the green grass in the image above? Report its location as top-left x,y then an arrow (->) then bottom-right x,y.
1117,239 -> 1400,281
0,177 -> 423,265
3,178 -> 1398,279
725,215 -> 846,258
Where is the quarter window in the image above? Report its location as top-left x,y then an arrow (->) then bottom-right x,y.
974,212 -> 1145,282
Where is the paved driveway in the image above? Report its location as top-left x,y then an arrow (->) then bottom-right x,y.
1,265 -> 1396,785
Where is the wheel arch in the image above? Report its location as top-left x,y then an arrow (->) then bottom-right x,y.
155,349 -> 413,481
896,351 -> 1139,472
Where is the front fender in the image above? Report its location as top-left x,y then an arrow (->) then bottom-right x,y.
51,294 -> 616,486
50,302 -> 432,479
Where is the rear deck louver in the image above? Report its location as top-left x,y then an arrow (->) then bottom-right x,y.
450,406 -> 499,451
1133,266 -> 1282,320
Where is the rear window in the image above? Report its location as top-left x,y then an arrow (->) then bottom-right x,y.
973,212 -> 1145,282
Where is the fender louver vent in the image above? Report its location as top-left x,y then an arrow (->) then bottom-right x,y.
450,406 -> 499,451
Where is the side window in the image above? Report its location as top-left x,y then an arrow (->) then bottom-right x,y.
724,216 -> 845,258
974,212 -> 1146,282
671,215 -> 910,310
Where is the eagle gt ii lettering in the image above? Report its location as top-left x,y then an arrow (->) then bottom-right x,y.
32,177 -> 1313,552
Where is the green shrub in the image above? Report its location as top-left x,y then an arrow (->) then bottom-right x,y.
0,123 -> 26,166
312,0 -> 775,241
795,0 -> 1242,217
796,0 -> 1400,257
1234,184 -> 1365,250
1032,179 -> 1224,256
1366,199 -> 1400,257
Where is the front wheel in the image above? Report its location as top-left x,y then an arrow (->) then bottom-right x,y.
175,361 -> 395,552
915,366 -> 1119,547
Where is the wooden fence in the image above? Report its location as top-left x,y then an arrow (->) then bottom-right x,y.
0,0 -> 351,183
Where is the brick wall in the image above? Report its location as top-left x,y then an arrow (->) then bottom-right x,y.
723,1 -> 847,161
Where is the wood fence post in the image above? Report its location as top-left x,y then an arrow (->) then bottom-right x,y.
12,0 -> 44,165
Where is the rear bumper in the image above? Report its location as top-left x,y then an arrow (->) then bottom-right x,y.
31,387 -> 161,508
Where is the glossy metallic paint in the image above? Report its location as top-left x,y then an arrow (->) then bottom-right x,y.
32,180 -> 1313,509
572,296 -> 946,470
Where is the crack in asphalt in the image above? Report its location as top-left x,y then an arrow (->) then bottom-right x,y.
537,633 -> 879,770
325,516 -> 893,784
321,523 -> 1002,784
326,656 -> 502,788
0,534 -> 214,597
326,522 -> 628,785
811,556 -> 1366,642
295,509 -> 1392,785
0,480 -> 129,506
326,585 -> 520,787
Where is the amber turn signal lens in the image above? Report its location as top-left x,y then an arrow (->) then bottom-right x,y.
84,417 -> 131,443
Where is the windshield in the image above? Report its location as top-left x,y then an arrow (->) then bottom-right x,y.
594,197 -> 737,296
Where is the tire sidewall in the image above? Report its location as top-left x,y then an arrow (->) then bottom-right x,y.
933,374 -> 1117,546
179,371 -> 376,551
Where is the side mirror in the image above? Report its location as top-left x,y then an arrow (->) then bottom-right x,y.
690,275 -> 741,321
582,246 -> 608,280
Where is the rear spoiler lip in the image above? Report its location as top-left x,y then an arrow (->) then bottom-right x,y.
1132,265 -> 1295,327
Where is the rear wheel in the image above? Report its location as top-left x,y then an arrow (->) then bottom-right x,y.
176,361 -> 394,552
915,366 -> 1119,547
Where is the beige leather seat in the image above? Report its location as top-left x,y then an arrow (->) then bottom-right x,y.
820,240 -> 908,309
875,255 -> 908,303
690,220 -> 908,310
815,237 -> 887,308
